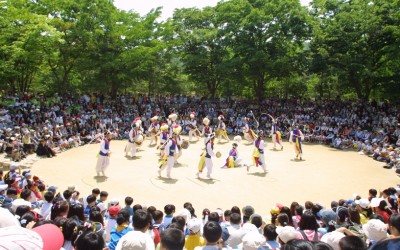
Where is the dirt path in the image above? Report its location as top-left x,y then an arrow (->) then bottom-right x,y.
32,136 -> 398,219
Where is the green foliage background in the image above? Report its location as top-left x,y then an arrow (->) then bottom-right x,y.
0,0 -> 398,101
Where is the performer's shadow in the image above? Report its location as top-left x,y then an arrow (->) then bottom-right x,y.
290,158 -> 305,162
148,144 -> 157,148
174,163 -> 188,168
248,172 -> 267,177
197,178 -> 218,184
125,156 -> 142,160
158,177 -> 178,184
93,176 -> 108,183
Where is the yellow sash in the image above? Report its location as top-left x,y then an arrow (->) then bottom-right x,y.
198,152 -> 206,172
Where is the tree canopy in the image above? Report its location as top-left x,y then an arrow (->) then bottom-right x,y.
0,0 -> 398,101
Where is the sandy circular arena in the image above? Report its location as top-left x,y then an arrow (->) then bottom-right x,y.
32,136 -> 398,218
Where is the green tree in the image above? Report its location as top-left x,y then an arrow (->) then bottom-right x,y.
216,0 -> 311,100
0,0 -> 62,94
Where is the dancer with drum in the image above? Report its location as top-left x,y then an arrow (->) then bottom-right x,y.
216,115 -> 229,143
197,132 -> 220,179
148,116 -> 160,146
188,112 -> 200,142
125,123 -> 141,158
158,126 -> 180,179
289,124 -> 305,160
96,131 -> 111,177
247,130 -> 268,173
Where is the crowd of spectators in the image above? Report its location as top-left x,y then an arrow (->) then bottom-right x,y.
1,174 -> 400,250
0,93 -> 399,170
0,93 -> 400,249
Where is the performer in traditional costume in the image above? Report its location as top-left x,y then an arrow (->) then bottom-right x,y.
222,143 -> 243,168
201,117 -> 212,144
243,117 -> 257,143
173,125 -> 183,164
168,113 -> 178,135
188,112 -> 199,142
216,115 -> 229,143
289,125 -> 305,160
125,123 -> 141,158
158,123 -> 169,159
270,120 -> 283,150
197,132 -> 218,179
247,130 -> 268,173
148,116 -> 160,146
96,131 -> 111,177
134,117 -> 145,134
158,127 -> 179,179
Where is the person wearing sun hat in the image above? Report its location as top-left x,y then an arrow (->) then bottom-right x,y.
185,218 -> 205,250
355,198 -> 372,224
0,223 -> 64,250
196,132 -> 217,179
363,219 -> 389,247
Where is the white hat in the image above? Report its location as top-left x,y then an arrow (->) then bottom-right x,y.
175,208 -> 191,223
355,198 -> 370,209
0,184 -> 8,192
203,117 -> 210,126
242,231 -> 265,250
277,227 -> 300,244
0,207 -> 20,228
321,231 -> 345,250
187,218 -> 202,234
362,219 -> 388,242
172,125 -> 182,135
168,113 -> 177,121
97,203 -> 107,213
370,198 -> 385,208
117,231 -> 151,250
11,199 -> 32,212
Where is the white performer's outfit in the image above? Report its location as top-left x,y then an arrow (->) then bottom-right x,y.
188,119 -> 198,141
96,137 -> 110,176
125,128 -> 138,157
197,138 -> 216,179
148,122 -> 160,145
175,135 -> 183,163
271,123 -> 283,149
289,128 -> 305,160
158,138 -> 178,179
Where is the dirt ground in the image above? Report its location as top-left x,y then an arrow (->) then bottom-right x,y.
32,136 -> 398,220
